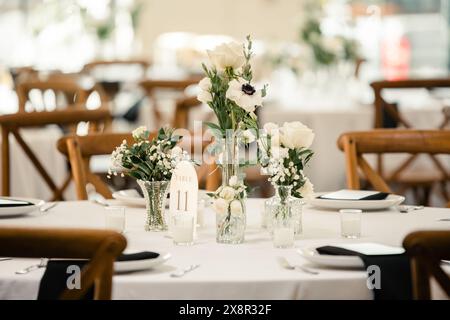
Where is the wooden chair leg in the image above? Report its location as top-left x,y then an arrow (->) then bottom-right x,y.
1,127 -> 10,196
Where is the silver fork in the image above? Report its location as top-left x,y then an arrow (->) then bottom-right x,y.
91,198 -> 110,207
397,205 -> 424,213
278,257 -> 319,275
170,264 -> 200,278
15,258 -> 48,275
40,202 -> 58,213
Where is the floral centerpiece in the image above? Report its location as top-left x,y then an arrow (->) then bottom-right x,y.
108,126 -> 184,231
197,36 -> 266,244
259,121 -> 315,234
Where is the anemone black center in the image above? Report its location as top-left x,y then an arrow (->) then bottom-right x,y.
241,83 -> 256,95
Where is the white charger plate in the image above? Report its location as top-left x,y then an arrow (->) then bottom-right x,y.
114,252 -> 171,273
307,193 -> 405,210
0,197 -> 44,217
298,247 -> 364,269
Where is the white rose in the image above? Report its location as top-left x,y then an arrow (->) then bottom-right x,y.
207,42 -> 246,71
171,146 -> 182,157
132,126 -> 148,140
219,186 -> 235,201
226,78 -> 263,113
297,178 -> 314,200
197,77 -> 213,103
242,129 -> 256,143
263,122 -> 279,135
212,198 -> 228,215
271,146 -> 288,159
229,200 -> 243,216
280,121 -> 314,149
198,77 -> 211,90
197,90 -> 212,103
229,175 -> 239,187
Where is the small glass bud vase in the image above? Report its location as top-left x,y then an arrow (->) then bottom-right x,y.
216,198 -> 246,244
137,180 -> 170,231
270,186 -> 303,247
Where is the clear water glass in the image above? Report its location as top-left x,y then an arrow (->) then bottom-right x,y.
105,206 -> 125,233
172,213 -> 195,246
340,209 -> 362,239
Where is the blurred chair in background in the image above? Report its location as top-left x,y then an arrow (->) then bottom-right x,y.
369,79 -> 450,205
403,230 -> 450,299
337,129 -> 450,207
0,227 -> 126,300
0,109 -> 111,200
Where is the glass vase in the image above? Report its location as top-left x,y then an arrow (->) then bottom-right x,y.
216,130 -> 246,244
269,185 -> 303,236
137,180 -> 170,231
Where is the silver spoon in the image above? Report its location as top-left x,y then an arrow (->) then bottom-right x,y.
15,258 -> 48,275
170,264 -> 200,278
397,205 -> 424,213
278,256 -> 319,275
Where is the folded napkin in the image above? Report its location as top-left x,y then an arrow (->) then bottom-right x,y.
0,198 -> 34,207
316,245 -> 412,300
318,190 -> 389,201
37,251 -> 159,300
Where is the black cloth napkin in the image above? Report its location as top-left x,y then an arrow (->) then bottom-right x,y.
316,246 -> 412,300
318,192 -> 389,201
37,251 -> 160,300
0,198 -> 34,207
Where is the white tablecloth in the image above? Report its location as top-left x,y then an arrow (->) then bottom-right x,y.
0,199 -> 449,300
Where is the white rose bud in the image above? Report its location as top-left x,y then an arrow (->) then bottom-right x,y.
212,198 -> 228,215
280,121 -> 314,149
219,186 -> 235,201
207,42 -> 246,71
229,200 -> 243,217
297,178 -> 315,200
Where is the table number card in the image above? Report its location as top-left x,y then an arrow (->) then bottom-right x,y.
169,160 -> 198,236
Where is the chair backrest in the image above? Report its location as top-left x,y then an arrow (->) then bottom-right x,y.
337,129 -> 450,198
16,73 -> 105,113
371,78 -> 450,128
57,132 -> 220,200
139,77 -> 201,128
83,59 -> 150,73
403,230 -> 450,299
0,227 -> 126,300
0,109 -> 111,200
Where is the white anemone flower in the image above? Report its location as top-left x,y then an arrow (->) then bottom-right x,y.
226,78 -> 263,113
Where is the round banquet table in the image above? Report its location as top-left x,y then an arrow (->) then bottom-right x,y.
0,199 -> 449,300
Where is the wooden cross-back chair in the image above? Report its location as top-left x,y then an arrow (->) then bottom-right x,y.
337,130 -> 450,208
82,59 -> 151,102
370,79 -> 450,204
16,73 -> 107,113
0,109 -> 111,200
57,132 -> 220,200
403,231 -> 450,299
139,77 -> 202,128
0,227 -> 126,300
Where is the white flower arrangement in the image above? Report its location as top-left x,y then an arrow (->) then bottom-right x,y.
209,175 -> 247,216
108,126 -> 186,182
197,36 -> 267,135
259,121 -> 315,199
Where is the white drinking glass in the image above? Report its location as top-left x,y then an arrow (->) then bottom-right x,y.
340,209 -> 362,239
272,216 -> 295,248
105,206 -> 126,233
172,213 -> 195,246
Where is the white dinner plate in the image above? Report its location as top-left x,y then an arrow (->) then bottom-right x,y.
112,189 -> 145,206
307,193 -> 405,210
0,197 -> 44,217
112,189 -> 210,207
114,252 -> 171,273
298,247 -> 364,269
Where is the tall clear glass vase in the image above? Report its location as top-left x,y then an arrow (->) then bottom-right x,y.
216,130 -> 247,244
137,180 -> 170,231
